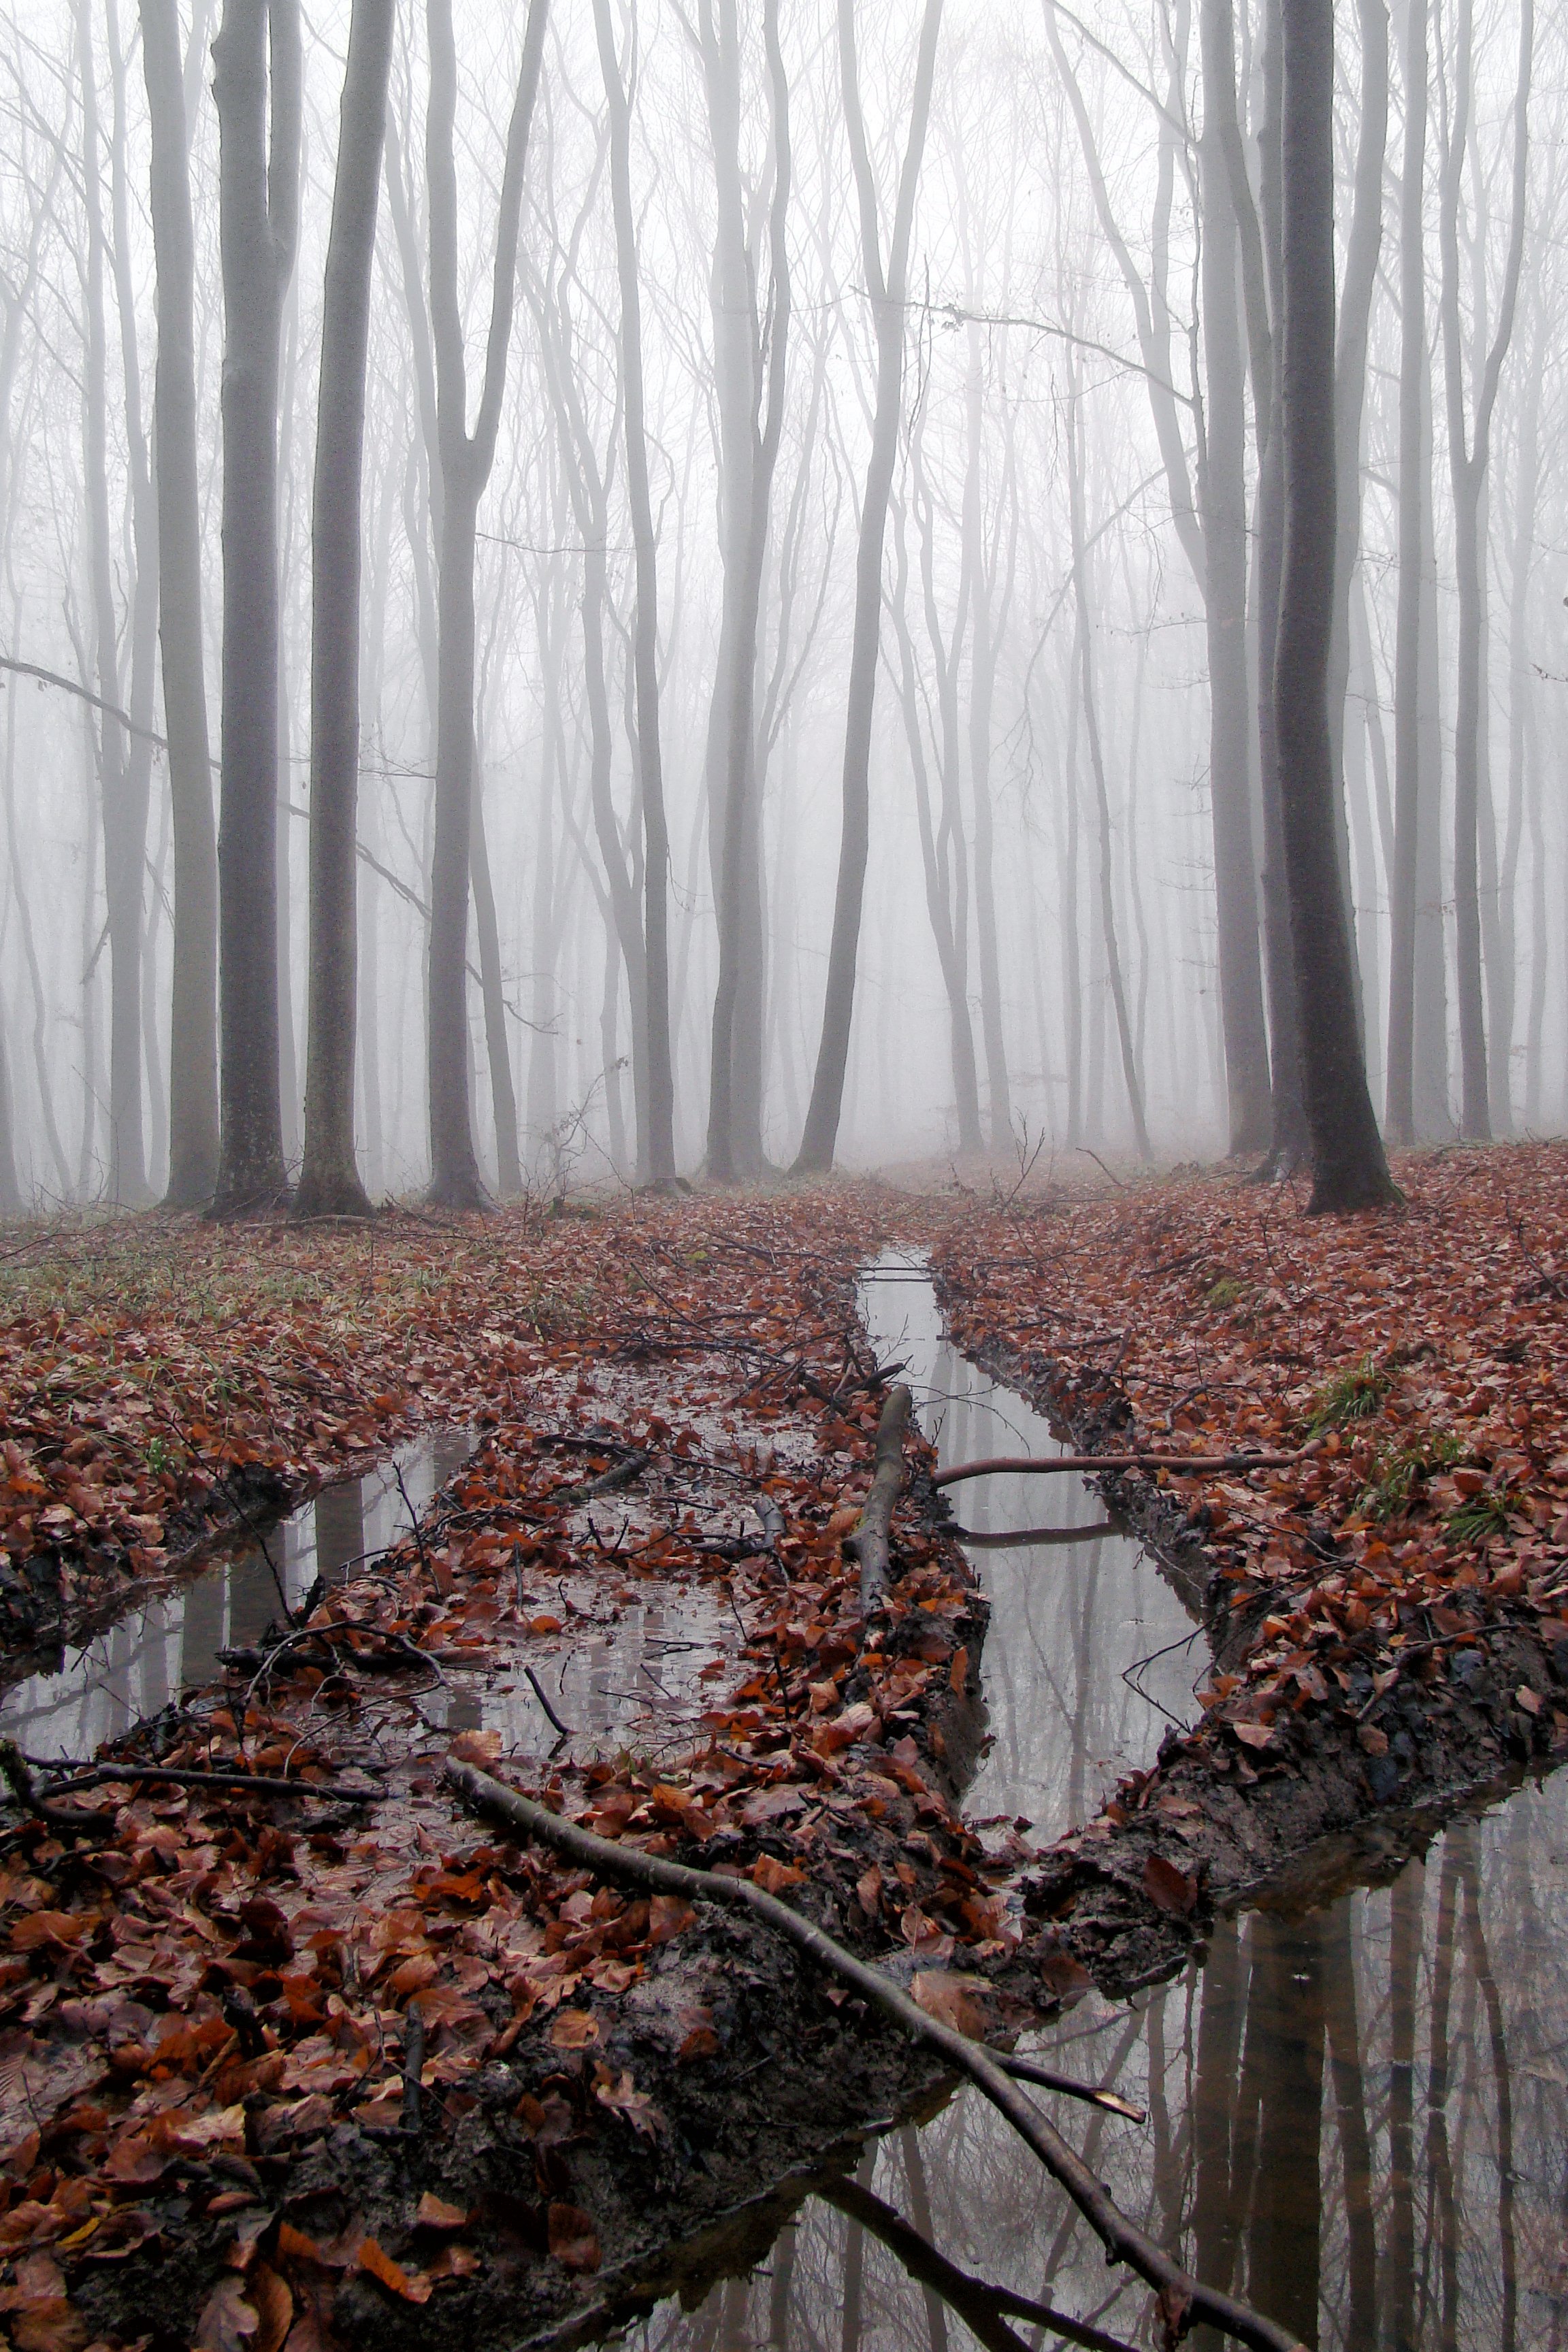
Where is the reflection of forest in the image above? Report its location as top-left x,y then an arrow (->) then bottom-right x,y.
642,1772 -> 1567,2351
627,1265 -> 1568,2351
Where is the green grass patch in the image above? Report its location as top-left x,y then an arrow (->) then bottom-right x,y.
1307,1356 -> 1391,1434
1360,1428 -> 1463,1522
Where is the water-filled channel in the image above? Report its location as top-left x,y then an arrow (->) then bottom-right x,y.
630,1257 -> 1568,2352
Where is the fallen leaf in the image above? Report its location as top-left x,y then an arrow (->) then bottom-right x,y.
592,2063 -> 663,2138
355,2240 -> 431,2304
855,1865 -> 883,1914
548,2008 -> 599,2050
750,1854 -> 804,1893
414,2193 -> 469,2232
911,1971 -> 988,2038
448,1729 -> 502,1765
949,1645 -> 968,1694
1232,1720 -> 1275,1750
250,2266 -> 293,2352
194,2277 -> 259,2352
1357,1724 -> 1390,1756
547,2203 -> 600,2273
1142,1855 -> 1198,1916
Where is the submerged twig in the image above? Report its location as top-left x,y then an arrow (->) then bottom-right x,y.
933,1444 -> 1316,1490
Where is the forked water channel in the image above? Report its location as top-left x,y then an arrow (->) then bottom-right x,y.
630,1254 -> 1568,2352
3,1261 -> 1565,2350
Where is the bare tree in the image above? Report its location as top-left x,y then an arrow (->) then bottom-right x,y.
140,0 -> 218,1208
1274,0 -> 1396,1211
294,0 -> 396,1218
794,0 -> 943,1175
593,0 -> 677,1185
1386,0 -> 1427,1144
210,0 -> 301,1214
423,0 -> 548,1207
1438,0 -> 1532,1139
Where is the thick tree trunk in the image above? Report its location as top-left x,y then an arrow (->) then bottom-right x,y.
211,0 -> 299,1215
593,0 -> 676,1183
794,0 -> 942,1174
1275,0 -> 1396,1212
1386,0 -> 1427,1145
295,0 -> 393,1219
1255,0 -> 1310,1170
141,0 -> 218,1209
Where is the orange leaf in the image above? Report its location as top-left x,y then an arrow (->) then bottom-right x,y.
355,2240 -> 431,2304
949,1645 -> 968,1695
548,2008 -> 599,2050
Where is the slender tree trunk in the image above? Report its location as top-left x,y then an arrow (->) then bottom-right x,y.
1386,0 -> 1427,1143
1275,0 -> 1396,1211
295,0 -> 393,1218
704,0 -> 789,1182
1199,0 -> 1271,1157
210,0 -> 300,1214
79,0 -> 151,1204
1439,0 -> 1531,1141
1067,381 -> 1150,1161
141,0 -> 218,1209
470,732 -> 521,1195
424,0 -> 548,1205
594,0 -> 676,1184
794,0 -> 943,1173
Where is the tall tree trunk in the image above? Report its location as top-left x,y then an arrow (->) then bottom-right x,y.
1439,0 -> 1532,1140
470,730 -> 521,1195
702,0 -> 789,1182
424,0 -> 549,1205
295,0 -> 394,1218
211,0 -> 301,1214
593,0 -> 676,1183
1199,0 -> 1272,1158
1386,0 -> 1427,1144
1256,0 -> 1310,1168
1275,0 -> 1396,1211
1067,378 -> 1150,1161
141,0 -> 218,1209
79,0 -> 151,1204
794,0 -> 943,1173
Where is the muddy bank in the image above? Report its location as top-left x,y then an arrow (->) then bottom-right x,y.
944,1316 -> 1568,2003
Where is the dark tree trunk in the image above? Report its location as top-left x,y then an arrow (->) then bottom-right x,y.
593,0 -> 676,1184
1254,0 -> 1310,1171
424,0 -> 548,1206
1386,0 -> 1427,1144
794,0 -> 943,1174
1275,0 -> 1396,1211
210,0 -> 300,1215
141,0 -> 219,1209
295,0 -> 395,1219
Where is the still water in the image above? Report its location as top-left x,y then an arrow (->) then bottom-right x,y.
631,1260 -> 1568,2352
0,1423 -> 474,1759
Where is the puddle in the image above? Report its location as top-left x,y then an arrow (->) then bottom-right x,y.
0,1424 -> 474,1761
858,1250 -> 1208,1841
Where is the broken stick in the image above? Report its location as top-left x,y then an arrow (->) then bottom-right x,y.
932,1444 -> 1314,1490
849,1382 -> 913,1609
445,1755 -> 1305,2352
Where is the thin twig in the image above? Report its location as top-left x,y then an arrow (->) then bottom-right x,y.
933,1445 -> 1316,1490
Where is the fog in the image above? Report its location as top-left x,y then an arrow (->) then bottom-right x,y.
0,0 -> 1559,1210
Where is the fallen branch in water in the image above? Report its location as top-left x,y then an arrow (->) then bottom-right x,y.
933,1445 -> 1315,1490
446,1754 -> 1305,2352
821,2174 -> 1139,2352
849,1382 -> 913,1608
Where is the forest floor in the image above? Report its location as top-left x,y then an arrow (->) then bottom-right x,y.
0,1142 -> 1563,2351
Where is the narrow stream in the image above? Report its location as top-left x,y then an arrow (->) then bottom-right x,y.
630,1257 -> 1568,2352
